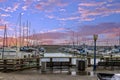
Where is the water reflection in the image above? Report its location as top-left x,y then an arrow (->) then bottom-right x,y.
71,71 -> 96,76
40,69 -> 96,76
71,71 -> 76,76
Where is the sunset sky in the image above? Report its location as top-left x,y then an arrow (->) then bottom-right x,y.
0,0 -> 120,45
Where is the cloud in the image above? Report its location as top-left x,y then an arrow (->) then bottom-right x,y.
77,22 -> 120,38
0,0 -> 6,2
47,28 -> 66,32
22,6 -> 28,11
23,0 -> 33,5
0,3 -> 19,12
35,0 -> 69,12
35,4 -> 43,10
45,1 -> 120,22
46,14 -> 80,21
22,0 -> 35,11
78,1 -> 120,21
30,29 -> 68,40
57,16 -> 80,21
104,33 -> 117,39
0,25 -> 14,32
26,22 -> 120,45
46,15 -> 55,19
59,8 -> 66,12
39,28 -> 66,33
0,19 -> 8,25
79,2 -> 105,7
0,25 -> 5,30
29,32 -> 68,45
0,14 -> 11,17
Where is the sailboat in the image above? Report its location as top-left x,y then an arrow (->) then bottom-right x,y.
0,24 -> 17,59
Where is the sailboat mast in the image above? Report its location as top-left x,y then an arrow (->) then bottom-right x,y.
19,13 -> 22,47
32,29 -> 35,46
118,32 -> 120,46
2,24 -> 7,59
22,23 -> 25,46
28,22 -> 31,46
26,21 -> 29,47
72,31 -> 75,48
15,23 -> 17,49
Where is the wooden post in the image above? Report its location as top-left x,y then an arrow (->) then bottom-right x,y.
50,58 -> 53,71
87,58 -> 91,67
69,58 -> 72,73
36,58 -> 40,69
20,59 -> 24,70
3,59 -> 7,72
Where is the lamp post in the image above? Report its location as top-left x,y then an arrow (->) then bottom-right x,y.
93,34 -> 98,71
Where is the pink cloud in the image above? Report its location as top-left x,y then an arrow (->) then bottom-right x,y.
28,22 -> 120,45
35,0 -> 69,12
42,40 -> 54,45
0,0 -> 6,2
105,33 -> 117,39
80,17 -> 95,21
107,0 -> 113,2
0,3 -> 19,12
35,4 -> 43,10
77,22 -> 120,38
39,28 -> 66,33
78,1 -> 120,21
22,6 -> 28,11
0,14 -> 11,17
47,28 -> 66,32
0,19 -> 8,25
0,25 -> 5,30
59,8 -> 66,12
30,31 -> 68,42
79,2 -> 105,7
22,0 -> 36,11
23,0 -> 33,5
57,16 -> 80,21
45,1 -> 120,22
46,15 -> 80,21
46,15 -> 55,19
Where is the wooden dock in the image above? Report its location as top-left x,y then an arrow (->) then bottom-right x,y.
0,57 -> 40,72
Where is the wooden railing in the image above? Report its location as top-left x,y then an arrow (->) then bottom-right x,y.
97,61 -> 120,70
0,57 -> 40,72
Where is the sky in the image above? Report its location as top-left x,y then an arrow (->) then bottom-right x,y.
0,0 -> 120,45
